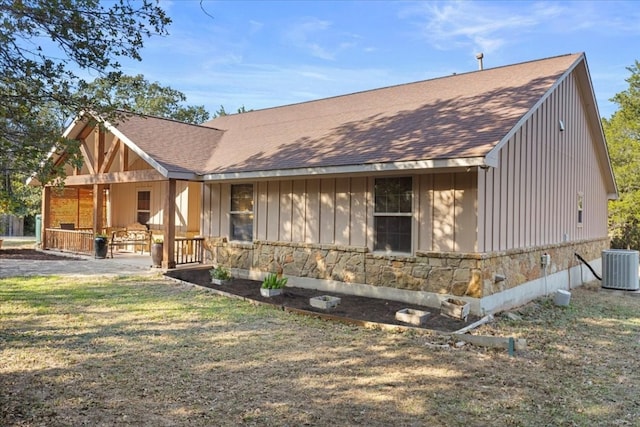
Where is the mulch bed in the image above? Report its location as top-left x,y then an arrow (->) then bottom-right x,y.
166,266 -> 478,333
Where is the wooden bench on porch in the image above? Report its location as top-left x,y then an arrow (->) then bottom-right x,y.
109,223 -> 151,258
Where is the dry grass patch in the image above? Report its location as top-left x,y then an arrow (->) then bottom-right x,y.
1,276 -> 639,426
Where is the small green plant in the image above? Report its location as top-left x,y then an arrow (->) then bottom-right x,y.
153,237 -> 164,244
261,273 -> 288,289
95,233 -> 108,239
210,265 -> 232,281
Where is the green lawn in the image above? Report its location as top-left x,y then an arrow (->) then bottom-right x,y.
1,275 -> 639,426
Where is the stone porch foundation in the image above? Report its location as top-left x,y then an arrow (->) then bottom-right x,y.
204,237 -> 608,315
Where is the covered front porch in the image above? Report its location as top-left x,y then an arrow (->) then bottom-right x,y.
41,179 -> 205,268
35,113 -> 214,269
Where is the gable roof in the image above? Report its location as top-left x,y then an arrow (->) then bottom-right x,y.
106,114 -> 223,177
200,53 -> 586,179
59,112 -> 224,179
53,52 -> 615,198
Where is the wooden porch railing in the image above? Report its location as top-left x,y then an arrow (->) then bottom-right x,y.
44,229 -> 204,266
45,228 -> 94,255
174,237 -> 205,265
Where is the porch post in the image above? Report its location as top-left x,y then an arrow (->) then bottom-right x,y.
162,179 -> 176,269
93,184 -> 105,234
41,186 -> 51,249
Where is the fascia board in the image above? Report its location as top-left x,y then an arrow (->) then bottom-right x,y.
201,157 -> 490,182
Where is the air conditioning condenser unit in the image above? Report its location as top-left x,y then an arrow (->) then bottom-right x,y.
601,249 -> 640,291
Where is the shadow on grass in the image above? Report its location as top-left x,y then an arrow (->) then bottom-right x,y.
1,276 -> 638,426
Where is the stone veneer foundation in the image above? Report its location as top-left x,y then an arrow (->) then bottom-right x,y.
204,237 -> 608,314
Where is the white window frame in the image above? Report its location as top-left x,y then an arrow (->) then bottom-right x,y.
373,176 -> 413,254
230,183 -> 254,242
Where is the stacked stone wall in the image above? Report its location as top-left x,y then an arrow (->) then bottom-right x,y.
204,237 -> 609,298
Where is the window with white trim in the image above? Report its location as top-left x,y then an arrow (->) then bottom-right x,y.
137,190 -> 150,226
230,184 -> 254,241
374,177 -> 412,253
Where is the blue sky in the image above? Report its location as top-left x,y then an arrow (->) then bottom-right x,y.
117,0 -> 640,120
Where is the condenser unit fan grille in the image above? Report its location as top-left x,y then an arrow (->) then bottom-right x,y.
602,250 -> 639,291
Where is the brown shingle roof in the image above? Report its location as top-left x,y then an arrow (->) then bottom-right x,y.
112,114 -> 224,175
201,53 -> 582,174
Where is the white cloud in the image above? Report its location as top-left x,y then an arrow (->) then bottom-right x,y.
283,17 -> 363,61
400,1 -> 564,54
249,20 -> 264,34
285,18 -> 336,60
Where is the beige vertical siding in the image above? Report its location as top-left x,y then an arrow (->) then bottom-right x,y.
279,180 -> 293,241
174,181 -> 189,232
334,177 -> 350,245
478,71 -> 609,252
432,174 -> 455,251
418,175 -> 434,252
256,181 -> 268,240
421,172 -> 477,252
292,180 -> 306,242
202,172 -> 477,253
187,182 -> 201,233
305,179 -> 320,243
319,179 -> 335,244
266,181 -> 280,240
201,182 -> 221,236
350,177 -> 367,247
111,180 -> 199,233
455,173 -> 477,252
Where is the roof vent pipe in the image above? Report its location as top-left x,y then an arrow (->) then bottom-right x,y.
476,52 -> 484,70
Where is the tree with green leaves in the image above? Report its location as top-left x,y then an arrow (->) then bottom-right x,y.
78,74 -> 210,124
604,60 -> 640,249
212,105 -> 252,118
0,0 -> 170,220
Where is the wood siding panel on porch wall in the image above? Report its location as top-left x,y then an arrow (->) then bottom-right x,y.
478,72 -> 610,252
109,183 -> 138,225
110,181 -> 196,232
187,182 -> 202,234
174,181 -> 189,233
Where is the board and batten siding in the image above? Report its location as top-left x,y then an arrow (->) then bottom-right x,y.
110,180 -> 197,232
478,71 -> 609,252
201,172 -> 478,253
